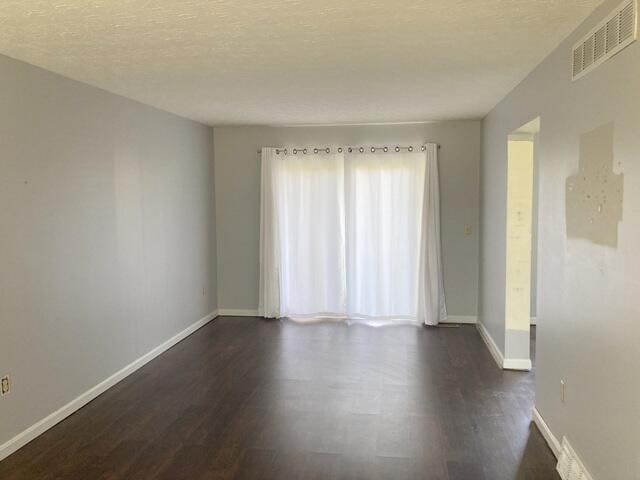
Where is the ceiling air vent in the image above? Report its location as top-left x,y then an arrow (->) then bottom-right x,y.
572,0 -> 637,80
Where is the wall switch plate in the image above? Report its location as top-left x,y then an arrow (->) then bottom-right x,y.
1,375 -> 10,396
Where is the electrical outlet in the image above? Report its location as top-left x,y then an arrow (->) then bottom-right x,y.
1,375 -> 10,396
560,379 -> 566,403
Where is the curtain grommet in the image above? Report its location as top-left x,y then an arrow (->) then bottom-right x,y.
408,146 -> 413,152
359,147 -> 364,153
383,146 -> 388,152
395,146 -> 400,152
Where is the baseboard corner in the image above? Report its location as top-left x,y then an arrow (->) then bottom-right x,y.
476,321 -> 505,369
503,357 -> 532,371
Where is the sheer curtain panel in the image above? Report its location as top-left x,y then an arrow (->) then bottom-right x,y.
258,144 -> 446,325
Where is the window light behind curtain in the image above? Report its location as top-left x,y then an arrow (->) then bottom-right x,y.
259,145 -> 446,325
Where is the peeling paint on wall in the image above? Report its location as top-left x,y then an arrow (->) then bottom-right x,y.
566,123 -> 623,247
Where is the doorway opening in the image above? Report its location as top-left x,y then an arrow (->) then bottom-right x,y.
504,117 -> 539,370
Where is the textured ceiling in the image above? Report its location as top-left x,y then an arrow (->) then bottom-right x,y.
0,0 -> 603,125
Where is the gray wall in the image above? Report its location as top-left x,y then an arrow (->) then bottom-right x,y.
0,55 -> 217,447
214,122 -> 481,318
480,0 -> 640,477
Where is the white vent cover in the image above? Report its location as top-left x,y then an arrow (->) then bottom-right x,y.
572,0 -> 637,80
556,437 -> 594,480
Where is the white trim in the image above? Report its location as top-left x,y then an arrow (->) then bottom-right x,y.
441,315 -> 477,324
219,310 -> 473,324
532,406 -> 562,458
503,358 -> 532,371
508,132 -> 536,141
476,321 -> 532,371
476,321 -> 505,369
531,316 -> 537,325
0,309 -> 218,462
557,436 -> 594,480
217,308 -> 259,317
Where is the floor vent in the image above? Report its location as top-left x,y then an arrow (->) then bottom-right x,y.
556,437 -> 594,480
572,0 -> 637,80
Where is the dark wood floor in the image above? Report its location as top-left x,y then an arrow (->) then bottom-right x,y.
0,318 -> 557,480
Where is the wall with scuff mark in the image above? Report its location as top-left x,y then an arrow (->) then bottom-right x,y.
479,0 -> 639,477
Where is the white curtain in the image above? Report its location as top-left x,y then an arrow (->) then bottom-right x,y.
417,144 -> 447,325
258,145 -> 446,325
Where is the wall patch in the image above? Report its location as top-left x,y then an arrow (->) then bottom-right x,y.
566,123 -> 623,247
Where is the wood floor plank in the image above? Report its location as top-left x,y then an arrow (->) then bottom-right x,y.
0,318 -> 558,479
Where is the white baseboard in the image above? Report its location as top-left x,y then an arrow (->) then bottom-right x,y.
219,310 -> 474,324
217,308 -> 259,317
441,315 -> 477,325
503,357 -> 532,371
0,309 -> 218,462
533,408 -> 595,480
476,321 -> 531,371
218,310 -> 474,324
532,406 -> 561,458
476,321 -> 505,369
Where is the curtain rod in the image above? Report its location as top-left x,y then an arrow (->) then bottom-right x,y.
257,144 -> 440,155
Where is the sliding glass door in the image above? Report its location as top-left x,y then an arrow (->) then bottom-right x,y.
259,145 -> 446,325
